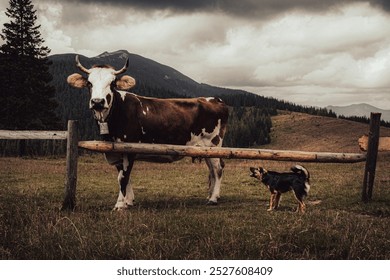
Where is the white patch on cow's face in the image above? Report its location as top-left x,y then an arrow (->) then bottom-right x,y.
186,119 -> 222,147
87,67 -> 116,121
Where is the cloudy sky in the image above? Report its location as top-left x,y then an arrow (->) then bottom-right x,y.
1,0 -> 390,109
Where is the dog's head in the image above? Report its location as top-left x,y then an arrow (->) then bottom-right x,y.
250,167 -> 267,181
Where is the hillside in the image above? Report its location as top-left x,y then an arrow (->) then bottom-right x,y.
266,111 -> 390,153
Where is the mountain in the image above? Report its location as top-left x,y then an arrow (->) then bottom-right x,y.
49,49 -> 335,116
49,50 -> 246,98
50,50 -> 196,96
327,104 -> 390,122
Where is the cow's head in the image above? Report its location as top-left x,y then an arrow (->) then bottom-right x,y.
67,55 -> 136,121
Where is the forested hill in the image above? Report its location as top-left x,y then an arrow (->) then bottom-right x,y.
48,50 -> 335,148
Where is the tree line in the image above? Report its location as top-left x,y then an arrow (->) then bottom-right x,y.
338,115 -> 390,128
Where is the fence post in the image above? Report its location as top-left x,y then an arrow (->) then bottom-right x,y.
62,120 -> 78,211
362,113 -> 381,202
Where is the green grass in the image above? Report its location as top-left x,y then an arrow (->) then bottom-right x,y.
1,155 -> 390,259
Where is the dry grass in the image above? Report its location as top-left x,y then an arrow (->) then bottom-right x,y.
1,153 -> 390,260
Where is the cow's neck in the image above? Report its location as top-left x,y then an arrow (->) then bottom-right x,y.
100,89 -> 139,142
98,118 -> 115,141
96,88 -> 121,141
96,90 -> 144,143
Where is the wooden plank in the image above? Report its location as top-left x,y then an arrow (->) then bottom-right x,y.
359,135 -> 390,152
0,130 -> 67,140
62,121 -> 79,211
78,141 -> 367,163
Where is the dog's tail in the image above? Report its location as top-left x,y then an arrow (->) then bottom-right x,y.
291,165 -> 311,193
291,165 -> 309,179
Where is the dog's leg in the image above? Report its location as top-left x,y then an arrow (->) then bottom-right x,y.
274,192 -> 282,209
293,192 -> 306,213
297,200 -> 306,213
268,193 -> 275,211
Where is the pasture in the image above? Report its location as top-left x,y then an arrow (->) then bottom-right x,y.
1,154 -> 390,259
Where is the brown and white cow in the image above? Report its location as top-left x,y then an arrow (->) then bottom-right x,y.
67,55 -> 229,210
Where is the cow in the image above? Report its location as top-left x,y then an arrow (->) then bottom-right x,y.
67,55 -> 229,210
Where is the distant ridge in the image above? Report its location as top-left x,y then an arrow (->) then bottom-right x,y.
327,103 -> 390,122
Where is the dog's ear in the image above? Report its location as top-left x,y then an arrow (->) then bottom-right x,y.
249,167 -> 257,177
259,167 -> 267,174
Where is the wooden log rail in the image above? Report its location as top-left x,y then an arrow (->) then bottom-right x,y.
78,140 -> 367,163
0,130 -> 67,140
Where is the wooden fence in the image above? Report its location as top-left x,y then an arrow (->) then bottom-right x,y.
0,113 -> 387,210
0,121 -> 78,210
78,141 -> 367,163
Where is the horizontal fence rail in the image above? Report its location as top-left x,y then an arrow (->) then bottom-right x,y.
0,130 -> 67,140
78,140 -> 367,163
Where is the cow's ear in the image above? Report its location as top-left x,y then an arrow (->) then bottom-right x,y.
67,73 -> 88,88
116,75 -> 136,90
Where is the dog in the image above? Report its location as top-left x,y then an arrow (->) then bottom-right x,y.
249,165 -> 310,213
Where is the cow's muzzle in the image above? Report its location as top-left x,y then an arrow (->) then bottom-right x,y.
91,98 -> 106,111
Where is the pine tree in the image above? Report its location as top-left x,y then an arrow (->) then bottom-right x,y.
0,0 -> 59,130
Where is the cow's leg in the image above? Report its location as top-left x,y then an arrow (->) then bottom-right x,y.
113,154 -> 135,210
205,158 -> 224,205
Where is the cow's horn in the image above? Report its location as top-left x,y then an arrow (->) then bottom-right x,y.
75,55 -> 91,74
114,57 -> 129,75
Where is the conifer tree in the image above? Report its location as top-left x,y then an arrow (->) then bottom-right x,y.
0,0 -> 59,130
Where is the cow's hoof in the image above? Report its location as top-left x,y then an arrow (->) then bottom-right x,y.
112,204 -> 128,211
112,206 -> 127,211
112,200 -> 135,211
206,200 -> 218,206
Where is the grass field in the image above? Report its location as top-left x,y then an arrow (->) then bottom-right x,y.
1,153 -> 390,260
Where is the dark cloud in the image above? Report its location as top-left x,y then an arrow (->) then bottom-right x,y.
62,0 -> 390,15
64,0 -> 216,12
377,0 -> 390,11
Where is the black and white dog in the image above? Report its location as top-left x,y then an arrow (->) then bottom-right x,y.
249,165 -> 310,213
